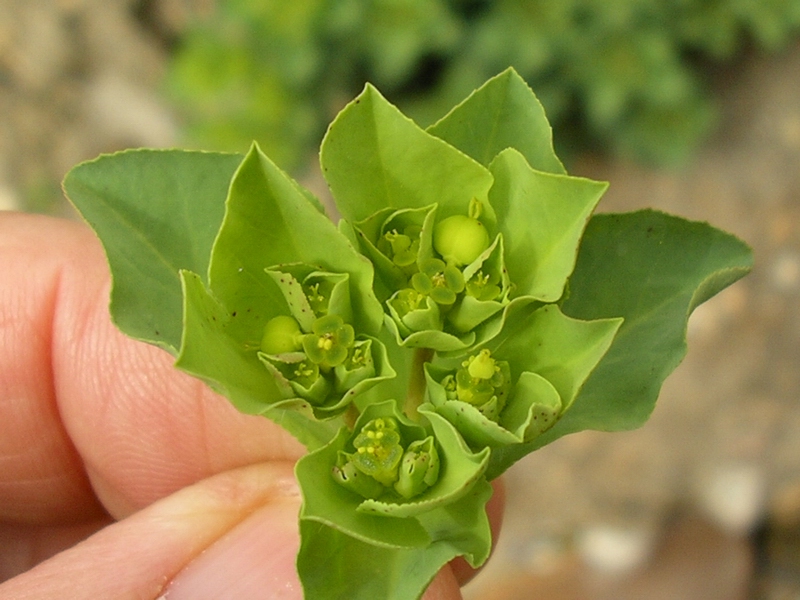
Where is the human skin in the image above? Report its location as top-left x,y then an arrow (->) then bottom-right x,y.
0,212 -> 503,599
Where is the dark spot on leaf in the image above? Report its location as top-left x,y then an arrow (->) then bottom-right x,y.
232,311 -> 237,317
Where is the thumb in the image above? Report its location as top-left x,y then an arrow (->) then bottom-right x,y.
0,463 -> 302,600
0,462 -> 462,600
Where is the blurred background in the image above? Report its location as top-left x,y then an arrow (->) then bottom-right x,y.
2,0 -> 800,598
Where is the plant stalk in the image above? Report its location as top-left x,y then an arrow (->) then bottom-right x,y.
405,347 -> 434,420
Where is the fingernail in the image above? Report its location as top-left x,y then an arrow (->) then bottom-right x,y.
159,496 -> 302,600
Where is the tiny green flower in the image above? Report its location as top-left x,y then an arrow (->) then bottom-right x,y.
330,410 -> 451,502
451,349 -> 511,421
388,287 -> 426,317
377,225 -> 422,270
290,358 -> 317,386
394,437 -> 440,499
304,279 -> 335,316
411,258 -> 465,306
302,314 -> 356,368
332,453 -> 386,499
465,348 -> 499,379
465,269 -> 502,302
386,287 -> 441,335
350,417 -> 404,487
260,315 -> 303,354
260,354 -> 332,405
334,338 -> 376,392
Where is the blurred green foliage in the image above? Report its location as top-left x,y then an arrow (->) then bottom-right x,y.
166,0 -> 800,170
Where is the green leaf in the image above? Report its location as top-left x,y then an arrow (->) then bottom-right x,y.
560,210 -> 753,431
489,148 -> 608,302
488,210 -> 753,476
320,84 -> 495,224
208,143 -> 383,338
505,371 -> 563,440
63,149 -> 243,353
297,520 -> 459,600
416,477 -> 494,567
297,476 -> 494,600
177,270 -> 281,409
428,67 -> 565,174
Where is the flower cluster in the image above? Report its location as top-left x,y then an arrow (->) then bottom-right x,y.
333,416 -> 440,500
353,199 -> 512,352
257,265 -> 384,414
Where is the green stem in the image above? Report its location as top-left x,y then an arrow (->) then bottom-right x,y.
405,347 -> 434,421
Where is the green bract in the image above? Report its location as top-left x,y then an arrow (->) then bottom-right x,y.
63,68 -> 753,600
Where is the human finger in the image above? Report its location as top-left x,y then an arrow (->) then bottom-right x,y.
0,213 -> 303,525
0,461 -> 463,600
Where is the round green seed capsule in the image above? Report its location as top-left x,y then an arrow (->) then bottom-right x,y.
261,315 -> 302,355
433,214 -> 490,266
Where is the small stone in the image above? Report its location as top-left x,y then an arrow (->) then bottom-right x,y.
770,251 -> 800,291
696,463 -> 766,535
577,524 -> 655,574
85,72 -> 178,148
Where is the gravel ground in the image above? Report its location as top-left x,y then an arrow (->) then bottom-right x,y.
1,2 -> 799,599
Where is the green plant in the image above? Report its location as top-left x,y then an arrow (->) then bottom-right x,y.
166,0 -> 800,168
64,69 -> 752,599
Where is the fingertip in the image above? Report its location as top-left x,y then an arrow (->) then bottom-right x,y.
0,462 -> 301,599
449,477 -> 506,587
423,566 -> 462,600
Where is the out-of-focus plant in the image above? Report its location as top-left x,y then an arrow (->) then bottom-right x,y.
166,0 -> 800,169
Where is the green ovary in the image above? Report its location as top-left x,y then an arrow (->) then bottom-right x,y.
261,315 -> 303,354
433,211 -> 489,267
